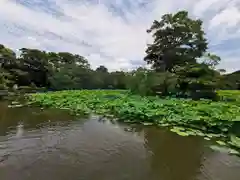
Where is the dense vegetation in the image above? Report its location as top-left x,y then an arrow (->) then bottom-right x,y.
29,90 -> 240,154
0,45 -> 128,92
1,10 -> 240,153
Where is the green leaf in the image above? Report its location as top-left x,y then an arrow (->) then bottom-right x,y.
216,140 -> 226,146
170,127 -> 189,137
142,122 -> 153,126
230,135 -> 240,148
229,149 -> 240,155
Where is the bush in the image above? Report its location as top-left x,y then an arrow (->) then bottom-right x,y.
127,69 -> 178,96
190,90 -> 218,101
175,64 -> 220,100
217,90 -> 240,103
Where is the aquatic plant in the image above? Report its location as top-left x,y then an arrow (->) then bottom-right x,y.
28,90 -> 240,152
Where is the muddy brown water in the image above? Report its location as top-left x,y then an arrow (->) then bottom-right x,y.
0,101 -> 240,180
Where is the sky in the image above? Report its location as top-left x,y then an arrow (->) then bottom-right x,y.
0,0 -> 240,72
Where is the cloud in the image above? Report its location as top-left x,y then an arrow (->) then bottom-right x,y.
0,0 -> 240,72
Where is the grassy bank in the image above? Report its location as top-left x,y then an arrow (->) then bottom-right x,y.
28,90 -> 240,153
218,90 -> 240,103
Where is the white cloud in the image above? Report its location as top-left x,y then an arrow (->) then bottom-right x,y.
209,6 -> 240,28
0,0 -> 240,72
193,0 -> 228,17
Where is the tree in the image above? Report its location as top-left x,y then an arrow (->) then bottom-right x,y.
0,44 -> 16,68
94,65 -> 110,88
0,69 -> 14,90
110,71 -> 127,89
17,48 -> 50,87
49,61 -> 92,90
144,11 -> 208,72
142,11 -> 226,99
201,53 -> 221,69
175,64 -> 220,99
48,64 -> 78,90
127,68 -> 178,96
57,52 -> 90,68
96,65 -> 108,73
0,44 -> 19,88
0,42 -> 238,97
221,70 -> 240,90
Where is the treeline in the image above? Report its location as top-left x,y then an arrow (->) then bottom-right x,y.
222,70 -> 240,90
0,11 -> 239,99
0,45 -> 127,91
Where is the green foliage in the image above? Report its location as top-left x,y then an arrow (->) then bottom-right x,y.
29,90 -> 240,149
201,52 -> 221,68
17,48 -> 50,87
127,64 -> 221,100
220,70 -> 240,90
0,69 -> 14,90
230,135 -> 240,148
217,90 -> 240,103
141,11 -> 225,99
0,44 -> 128,91
48,64 -> 93,90
0,44 -> 16,68
96,65 -> 108,73
145,11 -> 208,72
127,69 -> 178,96
126,68 -> 154,96
28,90 -> 240,152
175,63 -> 220,100
0,44 -> 19,89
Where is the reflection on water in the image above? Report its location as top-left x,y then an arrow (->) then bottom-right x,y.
0,102 -> 240,180
143,127 -> 204,180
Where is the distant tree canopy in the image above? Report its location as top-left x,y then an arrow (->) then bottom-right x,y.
96,65 -> 108,73
221,70 -> 240,90
0,11 -> 239,99
0,44 -> 127,91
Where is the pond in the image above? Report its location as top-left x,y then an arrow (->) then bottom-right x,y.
0,101 -> 240,180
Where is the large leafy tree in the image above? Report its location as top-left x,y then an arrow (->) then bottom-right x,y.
0,44 -> 19,89
17,48 -> 50,87
56,52 -> 90,68
0,44 -> 16,68
47,52 -> 91,89
0,44 -> 130,91
144,11 -> 208,72
142,11 -> 227,99
48,64 -> 93,90
110,71 -> 127,89
94,65 -> 110,88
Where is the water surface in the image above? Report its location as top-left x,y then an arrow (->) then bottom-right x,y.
0,102 -> 239,180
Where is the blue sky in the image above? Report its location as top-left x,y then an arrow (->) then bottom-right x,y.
0,0 -> 240,72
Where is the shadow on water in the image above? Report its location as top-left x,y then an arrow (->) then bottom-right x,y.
0,102 -> 240,180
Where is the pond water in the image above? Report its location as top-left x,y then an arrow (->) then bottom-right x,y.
0,101 -> 240,180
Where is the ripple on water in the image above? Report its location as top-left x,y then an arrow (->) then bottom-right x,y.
0,104 -> 240,180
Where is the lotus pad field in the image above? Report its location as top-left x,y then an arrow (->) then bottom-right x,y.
28,90 -> 240,153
